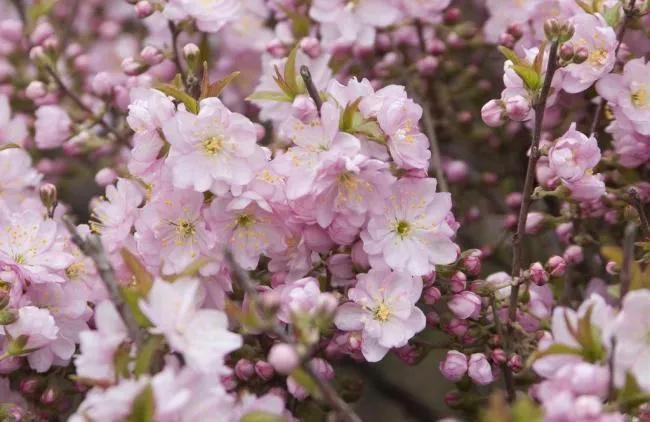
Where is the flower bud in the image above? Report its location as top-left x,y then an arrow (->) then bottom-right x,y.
254,360 -> 274,381
0,19 -> 23,43
450,271 -> 467,293
426,311 -> 440,328
140,45 -> 164,66
444,391 -> 462,407
605,260 -> 618,275
507,354 -> 523,373
525,212 -> 545,234
503,213 -> 518,230
20,377 -> 41,395
235,359 -> 254,381
39,183 -> 58,217
504,95 -> 531,122
40,386 -> 58,405
505,192 -> 522,209
559,43 -> 575,61
443,8 -> 461,25
95,168 -> 118,186
266,39 -> 287,58
462,250 -> 482,276
183,43 -> 200,67
416,56 -> 439,76
481,99 -> 505,127
543,19 -> 560,41
268,343 -> 299,375
31,21 -> 54,46
422,286 -> 441,305
121,57 -> 146,76
573,46 -> 589,64
507,23 -> 523,40
529,262 -> 548,286
135,1 -> 154,18
491,348 -> 507,364
563,245 -> 583,265
546,255 -> 567,277
498,32 -> 515,49
446,318 -> 469,337
299,37 -> 321,58
444,160 -> 469,183
25,81 -> 47,100
468,353 -> 494,385
448,291 -> 482,319
439,350 -> 467,382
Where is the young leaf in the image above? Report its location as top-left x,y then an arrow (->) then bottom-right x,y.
602,4 -> 622,27
529,343 -> 583,362
284,46 -> 300,95
120,248 -> 153,295
533,42 -> 546,74
241,412 -> 286,422
289,368 -> 323,400
512,65 -> 541,91
134,335 -> 164,377
246,91 -> 293,102
154,83 -> 199,114
128,385 -> 155,422
511,397 -> 543,422
200,71 -> 241,100
497,46 -> 522,65
121,287 -> 153,328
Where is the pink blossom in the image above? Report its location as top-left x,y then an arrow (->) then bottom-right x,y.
467,353 -> 494,385
448,291 -> 482,320
70,378 -> 148,422
361,178 -> 458,276
549,123 -> 601,183
0,95 -> 27,146
139,278 -> 242,373
92,178 -> 143,252
0,210 -> 74,284
162,97 -> 265,194
334,269 -> 426,362
566,173 -> 606,202
164,0 -> 241,33
4,306 -> 58,354
439,350 -> 468,382
34,105 -> 71,149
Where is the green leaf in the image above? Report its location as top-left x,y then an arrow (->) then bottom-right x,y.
529,343 -> 583,362
575,0 -> 594,13
512,65 -> 541,91
340,98 -> 362,132
113,343 -> 132,379
602,4 -> 622,27
354,120 -> 387,143
284,46 -> 300,95
618,372 -> 650,411
241,411 -> 286,422
511,397 -> 543,422
200,71 -> 241,100
120,248 -> 152,295
0,143 -> 21,152
134,335 -> 164,377
246,91 -> 293,102
154,83 -> 199,114
121,287 -> 152,328
289,368 -> 322,400
128,385 -> 155,422
279,6 -> 310,39
497,46 -> 522,65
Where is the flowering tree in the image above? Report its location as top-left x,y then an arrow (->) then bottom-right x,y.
0,0 -> 649,420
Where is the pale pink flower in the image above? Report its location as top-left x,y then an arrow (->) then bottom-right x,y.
162,97 -> 265,194
4,306 -> 58,352
399,0 -> 450,22
549,123 -> 601,183
0,210 -> 74,284
361,178 -> 458,276
0,148 -> 41,197
206,192 -> 285,270
126,87 -> 175,134
566,173 -> 606,202
70,378 -> 148,422
164,0 -> 240,33
448,291 -> 482,320
334,269 -> 426,362
92,178 -> 143,252
34,105 -> 71,149
468,353 -> 494,385
605,118 -> 650,168
561,13 -> 616,93
597,58 -> 650,136
0,95 -> 27,146
139,278 -> 242,373
75,301 -> 128,385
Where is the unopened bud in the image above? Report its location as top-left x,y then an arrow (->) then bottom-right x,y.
450,271 -> 467,293
183,43 -> 200,71
559,43 -> 574,61
268,343 -> 299,375
422,286 -> 441,305
491,348 -> 507,364
20,377 -> 41,395
135,1 -> 154,18
573,46 -> 589,64
481,99 -> 505,127
40,386 -> 57,405
543,19 -> 560,41
443,8 -> 461,25
299,37 -> 321,58
25,81 -> 47,100
140,46 -> 164,66
546,255 -> 567,277
39,183 -> 58,218
121,57 -> 146,76
444,391 -> 462,408
234,359 -> 254,381
254,360 -> 274,381
506,23 -> 523,40
529,262 -> 548,286
507,354 -> 523,373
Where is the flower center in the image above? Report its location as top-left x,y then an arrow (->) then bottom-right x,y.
235,213 -> 255,228
175,219 -> 196,238
13,254 -> 25,265
66,262 -> 85,279
588,48 -> 608,66
632,88 -> 647,108
202,136 -> 224,156
373,303 -> 391,322
395,220 -> 411,238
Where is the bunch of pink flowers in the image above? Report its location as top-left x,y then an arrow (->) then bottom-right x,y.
0,0 -> 648,421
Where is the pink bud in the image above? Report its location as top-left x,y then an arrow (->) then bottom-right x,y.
462,250 -> 482,276
505,192 -> 522,209
20,377 -> 41,395
91,72 -> 114,97
503,213 -> 518,230
29,46 -> 46,62
450,271 -> 467,293
266,39 -> 287,58
481,100 -> 505,127
504,95 -> 531,121
299,37 -> 321,58
605,261 -> 618,275
525,212 -> 545,234
121,57 -> 145,76
444,391 -> 462,407
439,350 -> 467,382
507,354 -> 523,373
422,271 -> 436,287
268,343 -> 300,375
0,19 -> 23,42
415,56 -> 438,76
443,7 -> 461,24
546,255 -> 567,277
95,168 -> 118,187
555,222 -> 573,244
529,262 -> 548,286
468,353 -> 494,385
31,21 -> 54,45
40,386 -> 57,405
135,1 -> 154,18
563,245 -> 583,265
255,360 -> 275,381
235,359 -> 255,381
444,160 -> 469,183
25,81 -> 47,100
491,348 -> 507,364
507,23 -> 523,39
140,46 -> 164,66
74,54 -> 90,72
426,311 -> 440,328
448,291 -> 482,319
422,286 -> 441,305
291,95 -> 317,122
446,318 -> 469,337
499,32 -> 515,48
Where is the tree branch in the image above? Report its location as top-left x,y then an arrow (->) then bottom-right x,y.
300,65 -> 323,114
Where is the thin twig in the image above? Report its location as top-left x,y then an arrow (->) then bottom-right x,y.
608,337 -> 616,400
300,65 -> 322,114
62,216 -> 145,348
226,252 -> 362,422
505,40 -> 560,401
44,65 -> 121,140
619,222 -> 637,301
629,188 -> 650,239
168,21 -> 187,89
421,100 -> 449,192
589,0 -> 637,136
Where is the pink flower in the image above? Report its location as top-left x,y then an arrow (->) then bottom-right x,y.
439,350 -> 468,382
268,343 -> 300,375
126,88 -> 175,134
71,378 -> 148,422
560,13 -> 616,93
34,105 -> 71,149
206,192 -> 284,270
0,148 -> 41,197
162,97 -> 265,194
4,306 -> 58,353
164,0 -> 241,33
92,178 -> 143,252
139,278 -> 242,373
566,173 -> 606,202
135,186 -> 215,275
377,97 -> 432,170
481,99 -> 505,127
361,178 -> 458,276
75,301 -> 128,384
605,118 -> 650,168
597,58 -> 650,136
467,353 -> 494,385
549,123 -> 601,183
448,291 -> 482,320
0,95 -> 27,146
0,210 -> 74,284
334,269 -> 426,362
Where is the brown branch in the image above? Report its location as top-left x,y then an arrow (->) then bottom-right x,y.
227,252 -> 361,422
168,21 -> 187,90
62,216 -> 145,348
300,65 -> 323,114
589,0 -> 637,136
629,188 -> 650,239
421,100 -> 449,192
